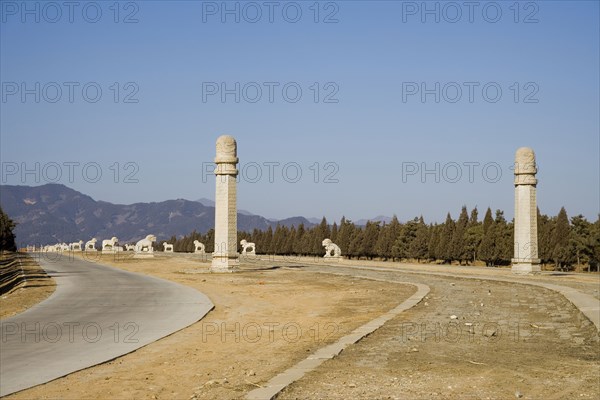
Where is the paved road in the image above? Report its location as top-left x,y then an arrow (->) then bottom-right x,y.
0,253 -> 214,396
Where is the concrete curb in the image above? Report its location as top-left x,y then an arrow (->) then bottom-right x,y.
246,280 -> 430,400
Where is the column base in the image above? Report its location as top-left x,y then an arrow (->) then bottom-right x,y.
210,254 -> 240,272
511,259 -> 541,275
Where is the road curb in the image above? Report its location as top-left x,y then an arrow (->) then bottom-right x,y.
246,280 -> 429,400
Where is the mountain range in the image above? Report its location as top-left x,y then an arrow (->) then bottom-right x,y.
0,184 -> 313,246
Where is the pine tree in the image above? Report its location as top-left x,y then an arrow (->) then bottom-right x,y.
336,217 -> 354,256
552,207 -> 572,270
362,221 -> 380,260
436,213 -> 455,263
491,210 -> 512,265
428,224 -> 441,261
451,206 -> 469,264
568,215 -> 593,268
482,208 -> 493,235
348,226 -> 364,259
330,222 -> 338,243
0,206 -> 17,252
310,217 -> 330,255
590,215 -> 600,271
408,217 -> 429,262
469,207 -> 479,226
537,209 -> 554,265
293,223 -> 306,255
374,215 -> 400,260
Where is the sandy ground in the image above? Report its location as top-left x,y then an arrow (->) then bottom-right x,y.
4,252 -> 599,399
0,253 -> 56,319
279,263 -> 600,400
5,253 -> 413,399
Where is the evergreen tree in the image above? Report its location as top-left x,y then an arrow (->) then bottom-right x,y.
408,217 -> 429,262
589,216 -> 600,271
0,206 -> 17,252
271,225 -> 283,254
336,217 -> 354,256
551,207 -> 572,270
479,223 -> 495,267
393,218 -> 419,261
464,224 -> 483,264
451,206 -> 469,264
537,209 -> 554,265
491,210 -> 512,265
293,223 -> 307,255
482,208 -> 493,235
374,215 -> 400,260
469,207 -> 479,226
347,226 -> 364,259
362,221 -> 381,259
330,222 -> 338,243
436,213 -> 455,263
284,226 -> 296,254
568,215 -> 593,268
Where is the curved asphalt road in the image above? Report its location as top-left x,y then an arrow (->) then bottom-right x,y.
0,253 -> 214,396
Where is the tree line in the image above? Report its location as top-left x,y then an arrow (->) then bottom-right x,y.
164,206 -> 600,272
0,206 -> 17,252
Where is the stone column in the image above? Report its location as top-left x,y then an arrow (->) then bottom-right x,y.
511,147 -> 541,274
210,135 -> 240,272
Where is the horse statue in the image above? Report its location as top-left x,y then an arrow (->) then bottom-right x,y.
85,238 -> 97,251
240,239 -> 256,255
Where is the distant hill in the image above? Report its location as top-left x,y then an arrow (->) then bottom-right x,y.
355,215 -> 394,226
0,184 -> 314,245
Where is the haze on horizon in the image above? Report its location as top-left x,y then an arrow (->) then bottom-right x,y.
1,1 -> 598,224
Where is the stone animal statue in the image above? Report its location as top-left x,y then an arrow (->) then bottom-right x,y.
194,240 -> 205,254
70,240 -> 83,251
240,239 -> 256,255
102,237 -> 119,251
322,238 -> 341,258
125,244 -> 136,251
85,238 -> 97,250
162,242 -> 174,252
135,235 -> 156,253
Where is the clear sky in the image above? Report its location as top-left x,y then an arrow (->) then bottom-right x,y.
1,0 -> 598,223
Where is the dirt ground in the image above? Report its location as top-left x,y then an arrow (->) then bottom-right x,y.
4,253 -> 599,399
0,253 -> 56,319
280,264 -> 600,400
5,253 -> 414,400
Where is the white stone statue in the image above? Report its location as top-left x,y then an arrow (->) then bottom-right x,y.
125,244 -> 135,251
162,242 -> 174,253
194,240 -> 206,254
322,238 -> 341,258
85,238 -> 97,251
240,239 -> 256,255
102,237 -> 119,251
70,240 -> 83,251
135,235 -> 156,253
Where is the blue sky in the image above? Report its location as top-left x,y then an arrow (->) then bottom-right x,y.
1,0 -> 598,223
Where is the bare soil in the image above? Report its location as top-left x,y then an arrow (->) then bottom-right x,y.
0,253 -> 56,319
